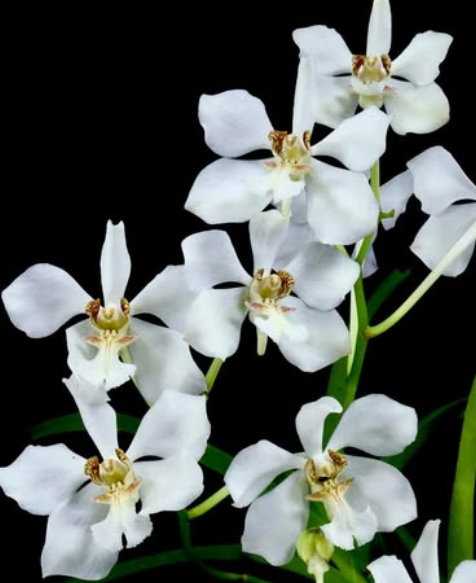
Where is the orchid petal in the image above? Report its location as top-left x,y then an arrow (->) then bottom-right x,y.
2,264 -> 91,338
0,444 -> 85,516
199,90 -> 273,157
411,519 -> 440,583
327,394 -> 417,455
451,561 -> 476,583
411,204 -> 476,276
92,501 -> 152,551
296,396 -> 342,458
321,499 -> 377,550
100,221 -> 131,307
407,146 -> 476,214
312,107 -> 389,172
250,210 -> 289,272
225,440 -> 303,508
274,219 -> 314,267
312,76 -> 358,129
367,556 -> 414,583
127,391 -> 210,462
186,287 -> 248,359
380,169 -> 414,230
384,81 -> 450,135
292,26 -> 352,76
392,32 -> 453,85
242,472 -> 309,566
293,57 -> 317,136
366,0 -> 392,56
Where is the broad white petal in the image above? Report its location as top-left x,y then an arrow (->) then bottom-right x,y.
307,160 -> 379,245
411,520 -> 440,583
296,396 -> 342,458
292,26 -> 352,76
274,219 -> 314,268
312,76 -> 358,129
130,265 -> 198,333
366,0 -> 392,56
41,483 -> 117,579
224,440 -> 303,508
451,561 -> 476,583
242,472 -> 309,566
2,264 -> 91,338
128,319 -> 206,404
286,242 -> 359,310
312,107 -> 389,171
392,32 -> 453,85
293,57 -> 317,136
199,90 -> 273,157
407,146 -> 476,214
367,556 -> 414,583
182,230 -> 250,290
66,321 -> 136,392
253,307 -> 308,346
278,296 -> 351,373
127,390 -> 210,462
250,210 -> 290,272
0,444 -> 85,516
384,81 -> 450,135
186,287 -> 248,359
328,394 -> 418,455
100,221 -> 131,307
138,453 -> 204,514
185,158 -> 271,224
92,500 -> 152,551
381,169 -> 414,229
344,456 -> 417,532
321,499 -> 377,550
411,204 -> 476,276
63,375 -> 118,459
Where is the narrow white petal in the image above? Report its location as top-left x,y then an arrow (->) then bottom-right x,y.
186,287 -> 248,359
100,221 -> 131,307
250,210 -> 290,272
127,390 -> 210,462
41,483 -> 116,579
321,500 -> 377,550
307,160 -> 379,245
2,264 -> 91,338
312,107 -> 389,171
411,204 -> 476,276
411,520 -> 441,583
130,265 -> 198,333
293,57 -> 316,136
138,454 -> 204,514
380,169 -> 414,230
128,319 -> 206,404
0,444 -> 85,515
295,396 -> 342,458
407,146 -> 476,214
274,219 -> 315,268
312,75 -> 358,129
278,296 -> 351,373
367,556 -> 414,583
286,242 -> 359,310
384,81 -> 450,135
450,561 -> 476,583
182,230 -> 250,290
366,0 -> 392,56
185,158 -> 271,224
392,32 -> 453,85
224,440 -> 303,508
242,472 -> 309,566
92,501 -> 152,551
344,456 -> 417,532
292,26 -> 352,76
199,90 -> 273,157
328,394 -> 418,455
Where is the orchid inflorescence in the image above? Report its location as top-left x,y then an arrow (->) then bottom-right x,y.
1,1 -> 475,582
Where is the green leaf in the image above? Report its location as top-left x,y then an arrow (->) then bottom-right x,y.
367,268 -> 411,320
395,526 -> 416,553
31,413 -> 141,441
200,444 -> 233,475
383,398 -> 466,470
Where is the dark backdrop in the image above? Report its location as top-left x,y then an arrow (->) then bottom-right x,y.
2,2 -> 475,581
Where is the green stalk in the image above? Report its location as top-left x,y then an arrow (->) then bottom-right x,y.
447,373 -> 476,577
206,358 -> 224,393
187,486 -> 230,520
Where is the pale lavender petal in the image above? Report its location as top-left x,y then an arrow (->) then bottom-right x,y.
100,221 -> 131,307
295,396 -> 342,458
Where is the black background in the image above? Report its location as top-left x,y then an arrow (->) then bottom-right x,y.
2,2 -> 475,581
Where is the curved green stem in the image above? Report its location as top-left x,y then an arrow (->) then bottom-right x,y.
206,358 -> 224,393
187,486 -> 230,520
448,373 -> 476,577
366,219 -> 476,338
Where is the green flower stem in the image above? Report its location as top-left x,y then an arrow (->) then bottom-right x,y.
370,158 -> 380,203
365,219 -> 476,338
206,358 -> 224,393
448,373 -> 476,577
187,486 -> 230,520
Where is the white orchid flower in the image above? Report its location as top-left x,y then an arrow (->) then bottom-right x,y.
186,57 -> 389,245
183,210 -> 359,372
293,0 -> 452,135
368,519 -> 476,583
2,220 -> 206,403
0,386 -> 210,580
224,394 -> 417,564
